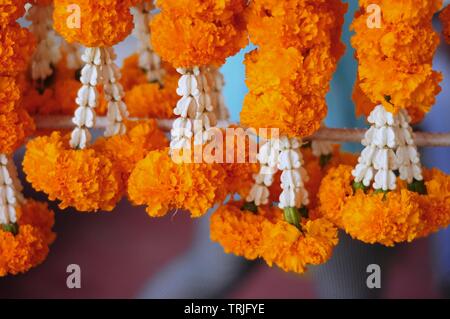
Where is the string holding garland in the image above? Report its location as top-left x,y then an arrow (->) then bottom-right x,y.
1,0 -> 450,277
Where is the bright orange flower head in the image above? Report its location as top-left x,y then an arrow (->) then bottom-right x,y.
342,189 -> 422,246
128,148 -> 227,218
210,201 -> 268,260
0,0 -> 26,25
242,0 -> 347,138
351,0 -> 443,117
260,208 -> 338,273
417,169 -> 450,238
0,76 -> 35,154
53,0 -> 135,47
23,132 -> 124,212
121,55 -> 179,119
317,164 -> 358,228
93,120 -> 168,184
0,22 -> 35,77
22,57 -> 81,117
318,164 -> 450,246
246,0 -> 347,57
0,200 -> 56,277
151,0 -> 248,67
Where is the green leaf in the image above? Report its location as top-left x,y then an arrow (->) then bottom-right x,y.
241,201 -> 258,213
352,181 -> 367,193
319,154 -> 333,168
2,223 -> 19,236
407,179 -> 428,195
284,207 -> 301,229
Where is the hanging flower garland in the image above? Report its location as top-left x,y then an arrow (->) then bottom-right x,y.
224,0 -> 347,274
0,3 -> 56,277
119,1 -> 180,119
316,0 -> 450,246
211,144 -> 357,273
21,1 -> 81,119
127,0 -> 248,218
351,0 -> 443,122
23,0 -> 166,212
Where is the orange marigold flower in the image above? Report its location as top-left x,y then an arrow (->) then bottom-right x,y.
417,168 -> 450,238
217,127 -> 259,198
53,0 -> 134,47
441,5 -> 450,43
121,56 -> 179,119
242,0 -> 347,137
317,164 -> 450,246
246,0 -> 347,56
351,1 -> 442,116
260,208 -> 338,273
342,189 -> 422,246
93,120 -> 168,184
0,225 -> 48,276
23,132 -> 124,212
0,108 -> 35,154
0,0 -> 26,25
0,22 -> 35,77
0,76 -> 20,113
358,0 -> 442,24
316,164 -> 355,228
210,201 -> 268,260
17,199 -> 56,246
128,148 -> 227,218
0,200 -> 56,277
269,147 -> 357,213
241,85 -> 327,138
120,55 -> 149,91
22,57 -> 81,116
151,0 -> 248,67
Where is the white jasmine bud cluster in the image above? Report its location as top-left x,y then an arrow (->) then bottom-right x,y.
27,4 -> 61,81
170,67 -> 217,151
71,47 -> 129,148
247,136 -> 310,209
246,139 -> 280,206
0,155 -> 19,225
311,140 -> 333,157
278,137 -> 309,209
133,1 -> 164,84
102,48 -> 129,137
70,47 -> 101,149
61,41 -> 83,70
352,105 -> 423,190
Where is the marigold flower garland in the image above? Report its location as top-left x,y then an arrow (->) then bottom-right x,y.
127,0 -> 248,218
240,0 -> 347,241
0,3 -> 55,277
119,2 -> 180,119
351,0 -> 443,121
315,0 -> 450,246
24,0 -> 167,212
211,145 -> 356,273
